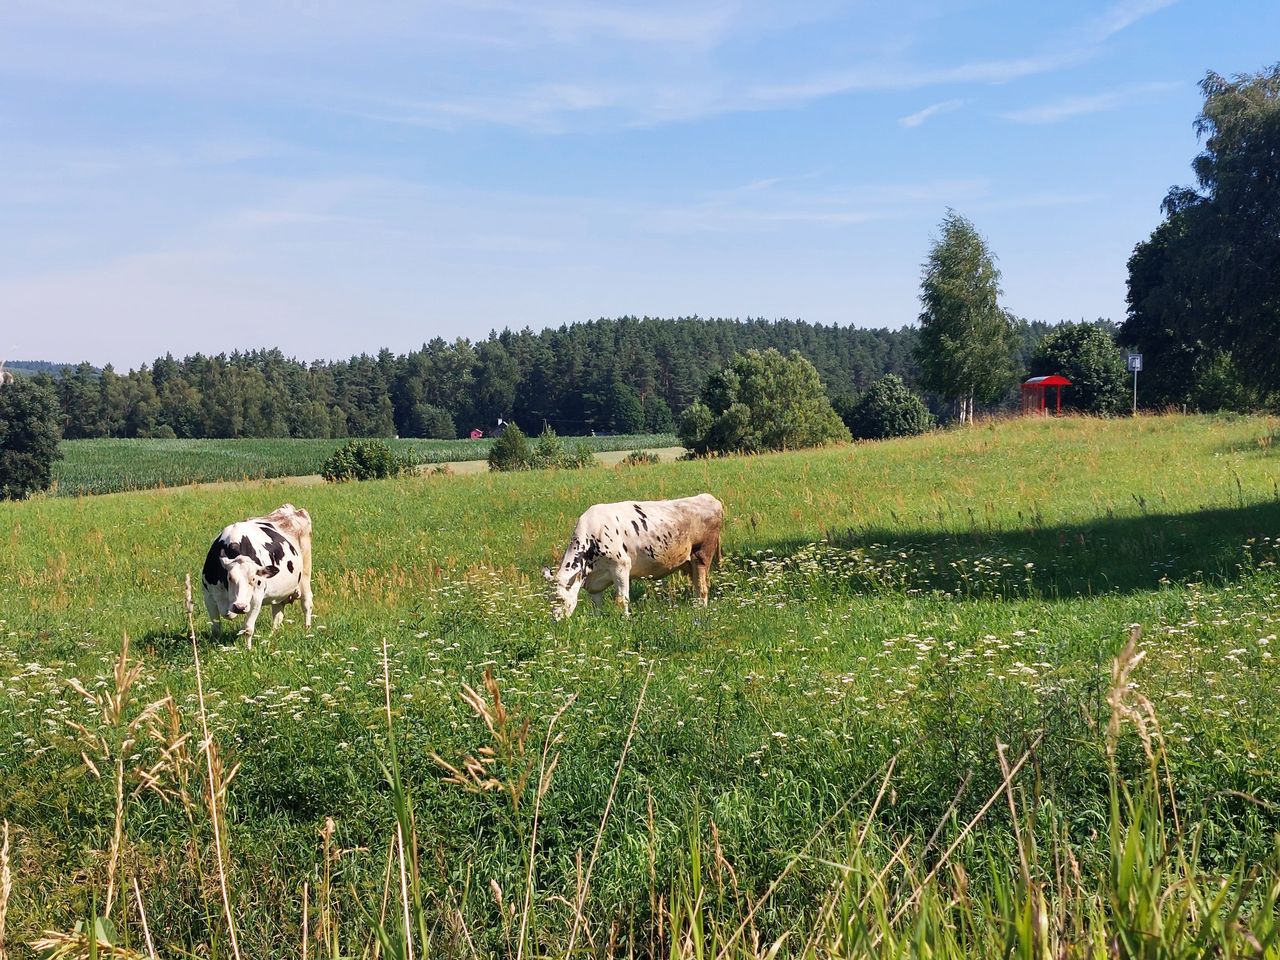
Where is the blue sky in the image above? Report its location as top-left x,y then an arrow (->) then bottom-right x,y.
2,0 -> 1276,368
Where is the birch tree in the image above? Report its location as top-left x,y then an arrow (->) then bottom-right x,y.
915,211 -> 1016,424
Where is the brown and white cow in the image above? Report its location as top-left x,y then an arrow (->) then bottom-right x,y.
201,504 -> 313,646
543,493 -> 724,619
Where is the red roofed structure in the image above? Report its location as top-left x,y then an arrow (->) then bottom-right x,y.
1021,375 -> 1071,415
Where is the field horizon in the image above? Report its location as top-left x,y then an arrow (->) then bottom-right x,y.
2,412 -> 1279,957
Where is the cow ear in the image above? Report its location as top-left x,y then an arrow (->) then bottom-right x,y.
220,555 -> 235,570
542,566 -> 553,582
257,565 -> 279,580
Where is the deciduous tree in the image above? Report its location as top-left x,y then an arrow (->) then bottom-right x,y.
916,211 -> 1017,423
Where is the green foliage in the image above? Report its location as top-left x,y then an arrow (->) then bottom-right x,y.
622,449 -> 660,466
839,374 -> 934,439
487,423 -> 532,471
1123,65 -> 1280,403
321,438 -> 414,482
916,211 -> 1018,421
643,394 -> 675,432
606,381 -> 646,433
678,348 -> 850,455
42,318 -> 939,441
529,426 -> 597,470
1029,322 -> 1129,415
0,376 -> 62,500
530,425 -> 564,468
405,403 -> 455,439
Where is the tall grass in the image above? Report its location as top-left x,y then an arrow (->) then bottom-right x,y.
1,414 -> 1278,954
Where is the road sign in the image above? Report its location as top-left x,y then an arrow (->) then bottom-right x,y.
1127,353 -> 1143,372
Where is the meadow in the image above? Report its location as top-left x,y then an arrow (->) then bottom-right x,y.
1,414 -> 1279,958
51,434 -> 678,496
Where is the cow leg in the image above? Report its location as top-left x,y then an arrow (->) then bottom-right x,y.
615,566 -> 632,616
241,596 -> 264,649
300,576 -> 313,629
203,592 -> 222,641
270,602 -> 286,632
589,590 -> 605,614
691,535 -> 718,606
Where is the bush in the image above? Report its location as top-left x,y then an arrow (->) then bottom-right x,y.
1029,322 -> 1128,415
407,403 -> 456,439
679,349 -> 850,455
563,441 -> 596,469
321,439 -> 414,482
839,375 -> 934,440
530,425 -> 565,469
0,377 -> 63,500
487,423 -> 532,471
523,426 -> 597,471
622,449 -> 660,466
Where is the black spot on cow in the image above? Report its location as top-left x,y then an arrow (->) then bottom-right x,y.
219,534 -> 260,565
287,560 -> 295,573
202,541 -> 228,588
631,520 -> 641,535
254,524 -> 289,566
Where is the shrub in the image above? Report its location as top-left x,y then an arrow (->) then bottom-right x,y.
840,375 -> 935,440
407,403 -> 456,439
530,425 -> 565,469
1029,322 -> 1128,415
0,376 -> 63,499
525,426 -> 596,470
679,349 -> 850,455
487,423 -> 532,471
321,438 -> 414,482
563,441 -> 596,469
622,449 -> 659,466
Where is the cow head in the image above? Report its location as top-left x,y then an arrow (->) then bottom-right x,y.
543,562 -> 585,621
220,556 -> 279,617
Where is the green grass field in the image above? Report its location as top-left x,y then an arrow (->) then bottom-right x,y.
2,414 -> 1279,957
51,434 -> 678,496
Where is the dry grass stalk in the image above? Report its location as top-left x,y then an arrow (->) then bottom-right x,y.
131,878 -> 158,960
881,734 -> 1043,939
715,755 -> 900,960
516,693 -> 575,960
380,637 -> 416,960
800,756 -> 900,957
1107,625 -> 1182,837
185,573 -> 243,960
63,631 -> 181,917
431,669 -> 534,815
564,666 -> 653,957
0,820 -> 11,960
28,929 -> 149,959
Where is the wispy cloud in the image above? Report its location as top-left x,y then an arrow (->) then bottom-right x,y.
899,99 -> 965,128
1001,81 -> 1180,124
646,176 -> 989,233
1087,0 -> 1178,41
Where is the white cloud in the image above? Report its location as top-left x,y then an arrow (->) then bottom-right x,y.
899,99 -> 965,128
1087,0 -> 1177,42
1001,81 -> 1180,124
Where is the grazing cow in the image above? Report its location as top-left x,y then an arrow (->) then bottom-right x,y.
543,493 -> 724,620
201,504 -> 313,646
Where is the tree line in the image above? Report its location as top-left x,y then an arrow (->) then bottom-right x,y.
21,318 -> 935,440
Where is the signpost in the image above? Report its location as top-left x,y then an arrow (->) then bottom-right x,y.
1127,353 -> 1143,415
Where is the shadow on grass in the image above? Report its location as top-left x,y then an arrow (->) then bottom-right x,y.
740,498 -> 1280,598
136,628 -> 196,662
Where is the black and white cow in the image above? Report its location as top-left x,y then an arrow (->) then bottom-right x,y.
201,503 -> 313,646
543,493 -> 724,619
